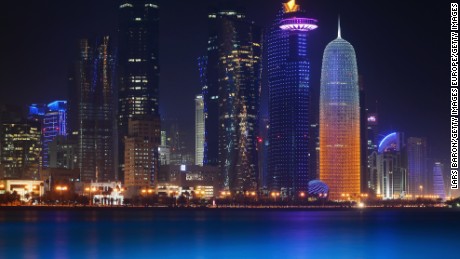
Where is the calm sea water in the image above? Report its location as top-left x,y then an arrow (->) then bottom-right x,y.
0,207 -> 459,259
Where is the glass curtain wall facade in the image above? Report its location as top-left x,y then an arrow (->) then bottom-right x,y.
195,95 -> 205,166
319,22 -> 361,200
28,101 -> 68,169
268,1 -> 317,196
432,162 -> 446,200
200,8 -> 261,192
118,0 -> 160,181
375,132 -> 407,199
406,137 -> 427,195
42,101 -> 67,168
75,37 -> 116,182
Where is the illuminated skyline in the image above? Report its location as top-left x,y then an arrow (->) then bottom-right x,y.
0,0 -> 448,164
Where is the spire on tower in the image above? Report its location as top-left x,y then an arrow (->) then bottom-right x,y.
338,16 -> 342,39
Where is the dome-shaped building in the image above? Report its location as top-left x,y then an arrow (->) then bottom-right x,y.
308,180 -> 329,198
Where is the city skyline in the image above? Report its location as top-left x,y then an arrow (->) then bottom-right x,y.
0,0 -> 448,162
0,2 -> 457,258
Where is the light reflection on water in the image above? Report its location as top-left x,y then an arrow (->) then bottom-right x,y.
0,208 -> 459,259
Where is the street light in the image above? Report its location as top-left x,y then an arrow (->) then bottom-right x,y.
271,191 -> 280,203
85,187 -> 96,206
220,191 -> 231,197
56,185 -> 68,205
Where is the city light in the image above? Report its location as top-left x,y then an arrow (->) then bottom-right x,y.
0,0 -> 452,258
55,186 -> 68,191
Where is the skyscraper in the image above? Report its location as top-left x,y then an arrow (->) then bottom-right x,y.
74,37 -> 116,182
375,132 -> 407,199
48,135 -> 78,170
118,0 -> 160,181
267,0 -> 318,196
195,95 -> 205,166
319,20 -> 361,200
432,162 -> 446,200
28,101 -> 68,168
406,137 -> 427,195
366,113 -> 379,193
124,118 -> 160,195
0,122 -> 41,180
359,77 -> 368,194
200,7 -> 261,192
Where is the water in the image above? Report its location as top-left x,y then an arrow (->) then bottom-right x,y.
0,207 -> 459,259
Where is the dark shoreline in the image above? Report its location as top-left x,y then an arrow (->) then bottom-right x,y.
0,205 -> 453,211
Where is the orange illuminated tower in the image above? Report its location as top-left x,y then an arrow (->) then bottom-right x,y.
319,19 -> 361,200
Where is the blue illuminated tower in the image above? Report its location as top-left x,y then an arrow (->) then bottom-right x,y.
42,101 -> 67,168
406,137 -> 427,195
432,162 -> 446,200
267,0 -> 317,196
28,101 -> 68,168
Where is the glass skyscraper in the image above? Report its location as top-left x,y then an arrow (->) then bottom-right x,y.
118,0 -> 160,181
267,0 -> 317,196
74,37 -> 116,182
29,101 -> 68,168
195,95 -> 204,166
406,137 -> 428,195
432,162 -> 446,200
319,21 -> 361,200
200,7 -> 261,192
375,132 -> 407,199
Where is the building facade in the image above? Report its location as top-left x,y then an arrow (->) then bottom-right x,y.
406,137 -> 428,195
0,122 -> 42,180
195,95 -> 205,166
0,179 -> 45,202
375,132 -> 407,199
200,7 -> 261,192
319,21 -> 361,200
158,164 -> 221,198
432,162 -> 446,200
29,101 -> 68,168
74,37 -> 116,182
123,118 -> 160,191
118,0 -> 160,181
366,113 -> 378,193
48,135 -> 78,170
267,0 -> 318,196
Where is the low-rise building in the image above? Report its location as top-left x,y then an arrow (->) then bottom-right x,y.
0,179 -> 45,202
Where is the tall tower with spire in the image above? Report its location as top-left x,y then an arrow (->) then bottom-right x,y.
319,19 -> 361,200
267,0 -> 318,196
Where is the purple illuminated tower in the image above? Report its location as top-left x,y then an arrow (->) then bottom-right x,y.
268,0 -> 318,196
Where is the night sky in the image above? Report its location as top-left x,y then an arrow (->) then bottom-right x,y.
0,1 -> 448,162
